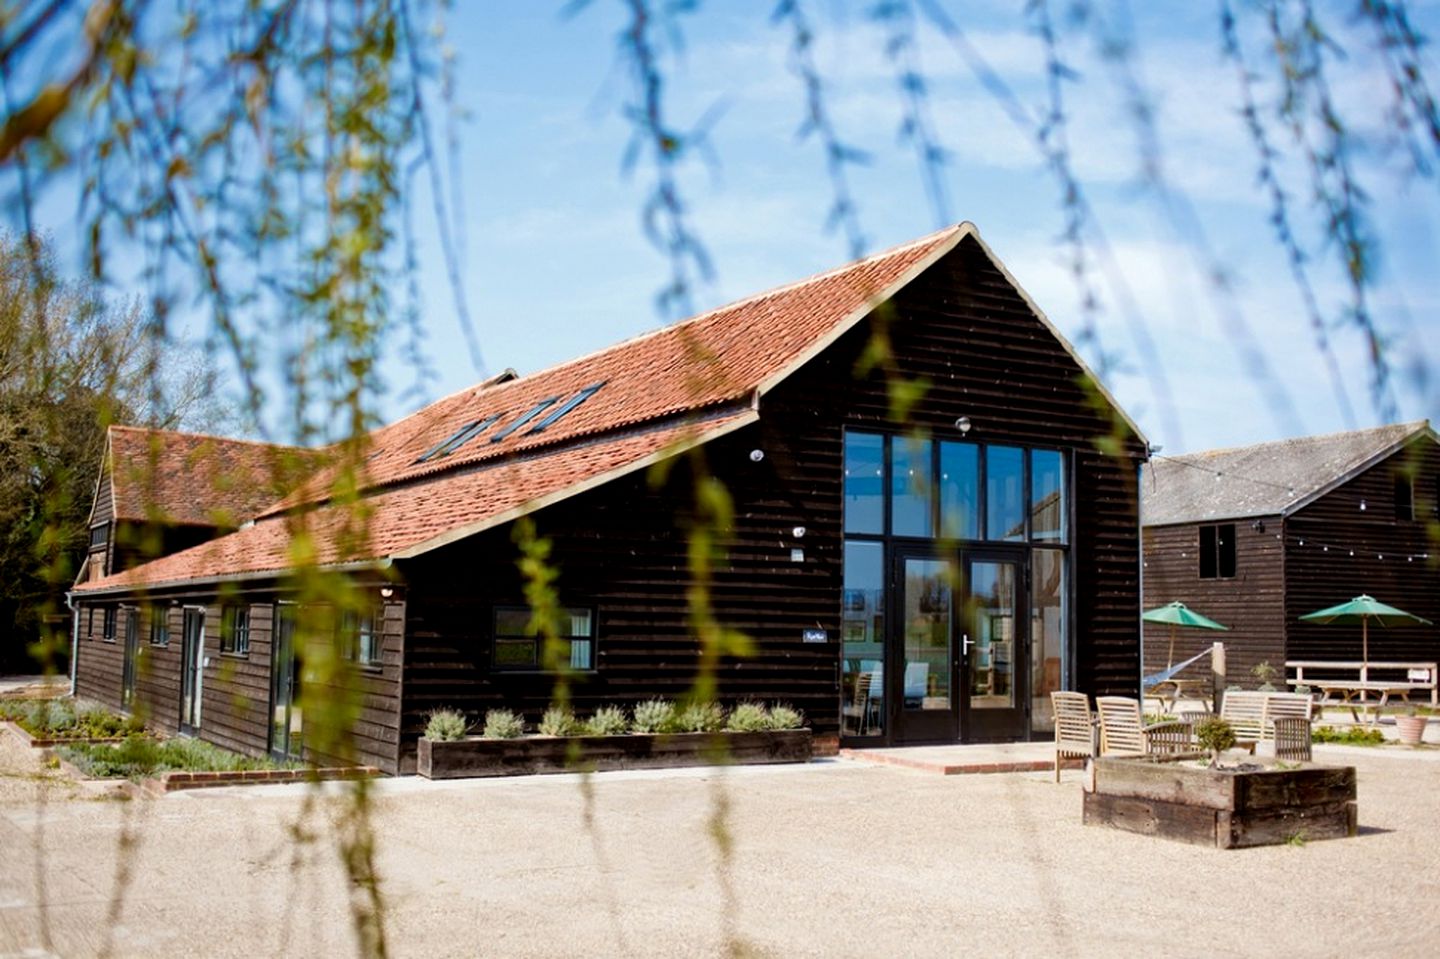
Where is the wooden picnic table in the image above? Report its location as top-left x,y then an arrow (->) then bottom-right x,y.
1142,677 -> 1213,714
1286,660 -> 1438,724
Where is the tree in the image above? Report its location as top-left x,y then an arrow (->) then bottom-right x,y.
0,233 -> 226,672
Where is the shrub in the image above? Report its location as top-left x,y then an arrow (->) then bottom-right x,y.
424,708 -> 468,742
482,708 -> 525,739
726,702 -> 770,733
538,706 -> 580,737
1196,716 -> 1237,765
1251,661 -> 1279,692
58,735 -> 291,780
675,701 -> 726,733
584,705 -> 629,736
1313,725 -> 1385,746
766,704 -> 805,730
631,699 -> 678,734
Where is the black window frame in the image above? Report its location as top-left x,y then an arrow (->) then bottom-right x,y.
1395,474 -> 1414,521
529,382 -> 606,434
1198,523 -> 1237,579
491,606 -> 596,672
491,398 -> 560,443
102,606 -> 117,643
220,605 -> 251,656
89,522 -> 110,550
339,607 -> 383,670
148,605 -> 170,647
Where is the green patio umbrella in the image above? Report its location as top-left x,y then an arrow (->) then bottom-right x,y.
1298,595 -> 1433,666
1143,601 -> 1230,670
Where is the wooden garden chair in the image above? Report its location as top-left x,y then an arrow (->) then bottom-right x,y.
842,671 -> 874,736
1095,696 -> 1193,756
1050,691 -> 1096,782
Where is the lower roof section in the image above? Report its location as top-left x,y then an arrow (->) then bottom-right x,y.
73,407 -> 757,596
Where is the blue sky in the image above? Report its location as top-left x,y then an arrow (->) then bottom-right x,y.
20,1 -> 1440,454
381,1 -> 1440,455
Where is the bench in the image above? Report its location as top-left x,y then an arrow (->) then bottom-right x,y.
1285,661 -> 1438,723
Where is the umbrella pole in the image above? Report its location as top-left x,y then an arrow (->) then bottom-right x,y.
1167,625 -> 1176,671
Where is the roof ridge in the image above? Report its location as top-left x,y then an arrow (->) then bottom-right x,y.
109,423 -> 317,455
411,224 -> 967,414
1161,419 -> 1429,461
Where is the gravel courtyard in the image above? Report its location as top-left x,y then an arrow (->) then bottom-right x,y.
1,730 -> 1437,958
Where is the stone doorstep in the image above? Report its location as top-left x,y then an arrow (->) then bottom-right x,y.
840,746 -> 1070,776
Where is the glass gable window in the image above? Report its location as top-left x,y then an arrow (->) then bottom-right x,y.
843,432 -> 885,534
939,442 -> 979,540
493,607 -> 595,671
1030,449 -> 1066,542
986,446 -> 1025,542
891,438 -> 934,538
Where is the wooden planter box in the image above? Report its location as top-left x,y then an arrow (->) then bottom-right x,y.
417,729 -> 812,780
1083,756 -> 1358,849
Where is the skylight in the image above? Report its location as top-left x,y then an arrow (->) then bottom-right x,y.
490,398 -> 559,442
529,382 -> 606,435
416,415 -> 501,463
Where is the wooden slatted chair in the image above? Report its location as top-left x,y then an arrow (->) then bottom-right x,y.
1095,696 -> 1193,757
1050,691 -> 1095,783
842,671 -> 873,736
1218,690 -> 1269,750
1272,716 -> 1313,762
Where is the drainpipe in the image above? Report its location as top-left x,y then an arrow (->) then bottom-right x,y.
1136,457 -> 1149,702
65,591 -> 78,696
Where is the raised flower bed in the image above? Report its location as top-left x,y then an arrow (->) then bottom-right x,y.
419,729 -> 813,780
1082,755 -> 1357,849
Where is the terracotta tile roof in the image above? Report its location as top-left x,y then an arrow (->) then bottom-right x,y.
264,224 -> 967,515
1142,420 -> 1435,526
78,220 -> 1127,593
78,410 -> 754,591
105,426 -> 327,527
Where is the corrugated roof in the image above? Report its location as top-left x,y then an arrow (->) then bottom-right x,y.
1141,421 -> 1434,526
104,426 -> 325,527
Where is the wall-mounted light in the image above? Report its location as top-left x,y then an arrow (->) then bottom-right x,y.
380,586 -> 395,599
1359,499 -> 1367,511
955,416 -> 972,434
749,449 -> 765,463
1251,519 -> 1266,534
792,526 -> 806,539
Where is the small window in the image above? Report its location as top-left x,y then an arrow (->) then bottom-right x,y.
1395,475 -> 1414,521
529,383 -> 605,434
1199,523 -> 1237,579
491,398 -> 559,443
416,415 -> 502,463
103,607 -> 117,643
220,606 -> 250,656
149,606 -> 170,647
89,523 -> 109,550
339,608 -> 382,668
492,606 -> 595,671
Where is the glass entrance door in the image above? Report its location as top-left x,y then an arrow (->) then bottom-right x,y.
894,552 -> 957,743
961,557 -> 1026,741
179,608 -> 204,733
269,606 -> 303,760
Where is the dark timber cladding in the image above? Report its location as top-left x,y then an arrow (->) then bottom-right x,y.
1142,426 -> 1440,683
398,236 -> 1147,762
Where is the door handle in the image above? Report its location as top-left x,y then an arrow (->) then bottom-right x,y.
962,634 -> 974,654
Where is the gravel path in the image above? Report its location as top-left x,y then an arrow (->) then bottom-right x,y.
1,729 -> 1437,958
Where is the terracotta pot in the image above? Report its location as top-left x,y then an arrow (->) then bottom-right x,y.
1395,714 -> 1429,746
